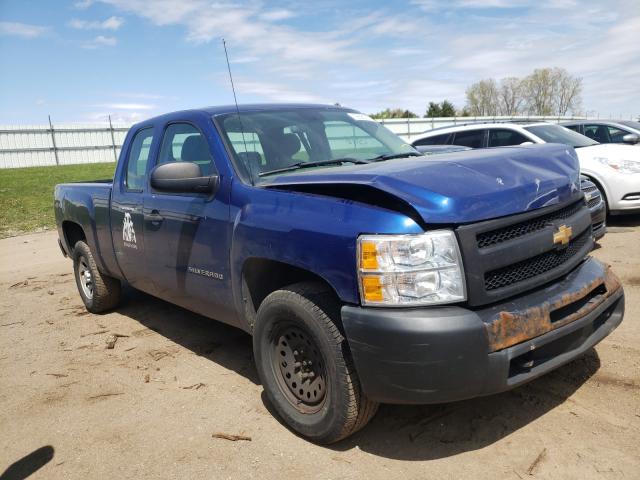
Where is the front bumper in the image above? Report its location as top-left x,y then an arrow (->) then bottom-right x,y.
607,173 -> 640,214
341,257 -> 624,404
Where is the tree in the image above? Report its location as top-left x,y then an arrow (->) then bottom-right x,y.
440,100 -> 456,117
498,77 -> 524,116
425,102 -> 441,118
370,108 -> 418,119
555,70 -> 582,115
522,67 -> 582,115
465,79 -> 499,116
424,100 -> 456,118
464,68 -> 583,117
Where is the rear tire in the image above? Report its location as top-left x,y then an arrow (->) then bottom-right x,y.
72,241 -> 121,313
253,282 -> 378,444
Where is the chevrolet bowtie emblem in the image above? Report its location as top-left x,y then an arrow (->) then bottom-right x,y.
553,224 -> 573,246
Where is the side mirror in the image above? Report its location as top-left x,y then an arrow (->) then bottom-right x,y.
622,133 -> 640,144
150,162 -> 219,194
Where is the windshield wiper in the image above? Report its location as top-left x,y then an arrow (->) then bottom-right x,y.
367,152 -> 422,162
258,158 -> 370,177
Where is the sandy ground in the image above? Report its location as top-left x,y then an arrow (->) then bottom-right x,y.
1,218 -> 639,480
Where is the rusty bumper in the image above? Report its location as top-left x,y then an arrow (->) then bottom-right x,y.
342,257 -> 624,404
485,263 -> 621,351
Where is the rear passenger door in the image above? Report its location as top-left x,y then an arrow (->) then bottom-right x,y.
142,121 -> 235,324
451,129 -> 487,148
110,126 -> 155,292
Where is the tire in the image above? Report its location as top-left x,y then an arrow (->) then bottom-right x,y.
72,241 -> 121,313
253,282 -> 378,444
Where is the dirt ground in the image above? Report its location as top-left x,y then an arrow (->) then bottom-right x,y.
1,218 -> 639,480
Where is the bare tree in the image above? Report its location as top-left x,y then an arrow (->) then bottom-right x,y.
498,77 -> 525,115
555,70 -> 582,115
465,68 -> 583,117
522,67 -> 583,115
523,68 -> 557,115
465,79 -> 499,116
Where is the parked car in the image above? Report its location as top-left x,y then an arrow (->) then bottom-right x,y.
411,122 -> 640,215
55,104 -> 625,444
561,120 -> 640,145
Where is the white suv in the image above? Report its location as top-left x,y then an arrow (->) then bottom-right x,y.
411,122 -> 640,215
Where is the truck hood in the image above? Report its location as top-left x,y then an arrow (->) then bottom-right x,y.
265,144 -> 581,224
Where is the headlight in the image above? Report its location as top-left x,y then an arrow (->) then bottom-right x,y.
357,231 -> 466,306
595,157 -> 640,174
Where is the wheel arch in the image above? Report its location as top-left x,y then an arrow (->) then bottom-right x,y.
240,257 -> 343,332
61,220 -> 87,255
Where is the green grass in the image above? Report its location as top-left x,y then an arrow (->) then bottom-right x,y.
0,162 -> 116,238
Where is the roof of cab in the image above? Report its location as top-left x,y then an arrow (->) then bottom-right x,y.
130,103 -> 352,129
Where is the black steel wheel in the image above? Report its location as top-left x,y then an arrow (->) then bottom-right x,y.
253,282 -> 378,444
271,324 -> 327,414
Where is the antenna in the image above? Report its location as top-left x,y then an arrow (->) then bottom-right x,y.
222,38 -> 255,185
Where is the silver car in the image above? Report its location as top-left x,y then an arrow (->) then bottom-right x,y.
561,120 -> 640,145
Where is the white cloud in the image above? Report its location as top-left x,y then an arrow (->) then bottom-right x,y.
0,21 -> 49,38
259,9 -> 296,22
233,79 -> 327,104
74,0 -> 95,9
69,16 -> 124,30
82,35 -> 118,48
92,0 -> 639,117
114,92 -> 166,100
93,103 -> 155,110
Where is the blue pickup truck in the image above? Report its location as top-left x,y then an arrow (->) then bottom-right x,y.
54,104 -> 625,443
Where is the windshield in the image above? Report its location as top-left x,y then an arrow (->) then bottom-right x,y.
214,107 -> 417,184
618,120 -> 640,130
524,124 -> 598,148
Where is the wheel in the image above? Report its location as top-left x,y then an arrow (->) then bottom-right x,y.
72,241 -> 121,313
253,282 -> 378,444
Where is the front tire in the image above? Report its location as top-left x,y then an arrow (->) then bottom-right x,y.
253,282 -> 378,444
72,241 -> 121,313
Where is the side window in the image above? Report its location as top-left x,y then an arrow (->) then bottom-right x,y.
413,133 -> 451,146
125,128 -> 154,191
488,129 -> 529,147
158,123 -> 216,175
607,126 -> 629,143
564,125 -> 580,133
452,130 -> 485,148
584,124 -> 609,143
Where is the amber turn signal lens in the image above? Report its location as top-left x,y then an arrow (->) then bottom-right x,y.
360,241 -> 379,270
362,276 -> 383,302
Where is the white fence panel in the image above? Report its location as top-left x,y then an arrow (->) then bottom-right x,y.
0,115 -> 622,168
0,121 -> 131,169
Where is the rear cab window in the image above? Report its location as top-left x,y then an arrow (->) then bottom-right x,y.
125,128 -> 154,191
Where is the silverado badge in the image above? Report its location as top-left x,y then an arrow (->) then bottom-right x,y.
553,224 -> 572,246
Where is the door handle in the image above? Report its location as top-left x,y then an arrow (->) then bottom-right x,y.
145,210 -> 164,225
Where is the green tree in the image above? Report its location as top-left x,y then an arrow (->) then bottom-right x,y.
425,100 -> 456,118
371,108 -> 418,119
425,102 -> 442,118
440,100 -> 456,117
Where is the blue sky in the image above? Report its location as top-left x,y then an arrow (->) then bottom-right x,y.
0,0 -> 638,124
